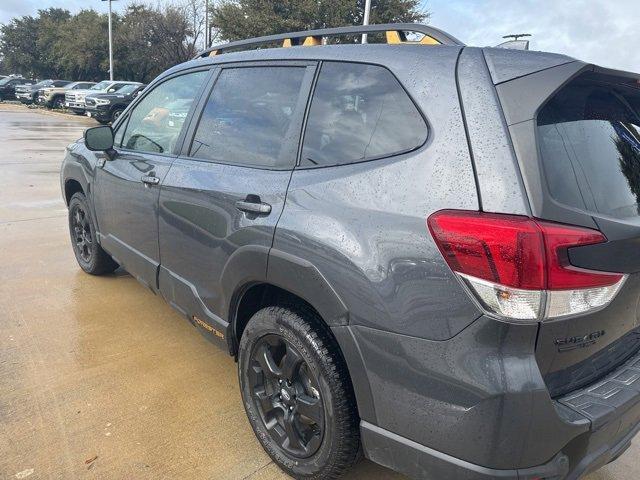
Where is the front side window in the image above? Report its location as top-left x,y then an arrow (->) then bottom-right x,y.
90,81 -> 111,91
301,62 -> 428,167
189,66 -> 307,168
108,83 -> 129,93
538,77 -> 640,219
117,84 -> 141,95
121,71 -> 207,154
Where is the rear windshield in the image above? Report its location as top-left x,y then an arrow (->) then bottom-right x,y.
537,77 -> 640,219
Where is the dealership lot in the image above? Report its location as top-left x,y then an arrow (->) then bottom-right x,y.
0,104 -> 638,479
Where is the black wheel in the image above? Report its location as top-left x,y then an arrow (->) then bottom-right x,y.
239,306 -> 360,479
68,192 -> 118,275
53,96 -> 64,109
111,108 -> 124,123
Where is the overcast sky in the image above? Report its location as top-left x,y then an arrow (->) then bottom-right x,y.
426,0 -> 639,72
1,0 -> 638,72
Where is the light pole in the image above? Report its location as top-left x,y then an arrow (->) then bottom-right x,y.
362,0 -> 372,44
102,0 -> 117,80
205,0 -> 210,48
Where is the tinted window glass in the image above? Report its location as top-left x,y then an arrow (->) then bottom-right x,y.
538,80 -> 640,219
91,81 -> 111,91
301,62 -> 427,167
121,71 -> 207,154
190,67 -> 306,168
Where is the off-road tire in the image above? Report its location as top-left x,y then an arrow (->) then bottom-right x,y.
238,305 -> 360,479
111,108 -> 124,123
52,96 -> 64,109
68,192 -> 118,275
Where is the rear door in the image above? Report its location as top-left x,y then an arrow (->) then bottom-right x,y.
157,62 -> 317,330
92,68 -> 210,290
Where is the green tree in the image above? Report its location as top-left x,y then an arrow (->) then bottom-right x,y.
0,14 -> 41,77
114,4 -> 162,83
0,2 -> 204,82
115,2 -> 201,83
37,8 -> 72,78
211,0 -> 428,41
52,9 -> 111,81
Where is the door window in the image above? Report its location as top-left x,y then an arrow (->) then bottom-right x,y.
189,66 -> 307,168
121,70 -> 207,155
301,62 -> 427,167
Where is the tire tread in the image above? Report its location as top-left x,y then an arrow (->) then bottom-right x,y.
240,304 -> 360,479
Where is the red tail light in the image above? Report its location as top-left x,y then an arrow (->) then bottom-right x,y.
427,211 -> 545,289
538,222 -> 622,289
427,210 -> 625,321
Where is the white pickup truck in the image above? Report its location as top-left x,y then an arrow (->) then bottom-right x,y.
64,80 -> 139,114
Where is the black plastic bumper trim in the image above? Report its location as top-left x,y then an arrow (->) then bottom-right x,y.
559,347 -> 640,430
360,421 -> 569,480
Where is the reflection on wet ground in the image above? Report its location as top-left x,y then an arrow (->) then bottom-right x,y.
0,106 -> 407,479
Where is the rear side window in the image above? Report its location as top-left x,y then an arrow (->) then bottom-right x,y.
538,78 -> 640,219
189,66 -> 307,168
301,62 -> 427,167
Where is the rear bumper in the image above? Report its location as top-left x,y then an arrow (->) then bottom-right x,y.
361,402 -> 640,480
342,319 -> 640,480
362,421 -> 571,480
556,349 -> 640,478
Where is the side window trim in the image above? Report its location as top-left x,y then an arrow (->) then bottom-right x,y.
179,61 -> 319,171
177,67 -> 222,158
113,112 -> 129,148
115,66 -> 216,157
295,60 -> 324,167
296,60 -> 429,169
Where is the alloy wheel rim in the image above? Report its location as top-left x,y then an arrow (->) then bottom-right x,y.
71,206 -> 93,263
248,334 -> 325,458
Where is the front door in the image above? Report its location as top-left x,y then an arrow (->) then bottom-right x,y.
93,69 -> 210,289
158,63 -> 316,329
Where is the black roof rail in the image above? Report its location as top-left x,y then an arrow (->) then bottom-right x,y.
196,23 -> 464,58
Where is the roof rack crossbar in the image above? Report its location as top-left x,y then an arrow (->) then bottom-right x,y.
197,23 -> 464,58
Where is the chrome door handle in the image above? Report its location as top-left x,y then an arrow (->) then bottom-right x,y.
235,199 -> 272,215
141,175 -> 160,186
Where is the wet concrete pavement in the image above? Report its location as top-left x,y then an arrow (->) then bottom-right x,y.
0,105 -> 637,479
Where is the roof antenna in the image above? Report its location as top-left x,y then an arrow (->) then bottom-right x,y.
503,33 -> 531,42
496,33 -> 531,50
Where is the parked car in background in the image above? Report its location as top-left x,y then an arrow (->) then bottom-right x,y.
84,83 -> 145,124
65,80 -> 140,115
16,79 -> 71,105
0,76 -> 33,101
38,81 -> 96,109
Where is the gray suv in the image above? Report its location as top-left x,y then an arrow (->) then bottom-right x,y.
60,23 -> 640,480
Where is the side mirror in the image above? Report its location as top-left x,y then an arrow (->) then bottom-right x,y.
84,125 -> 114,151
